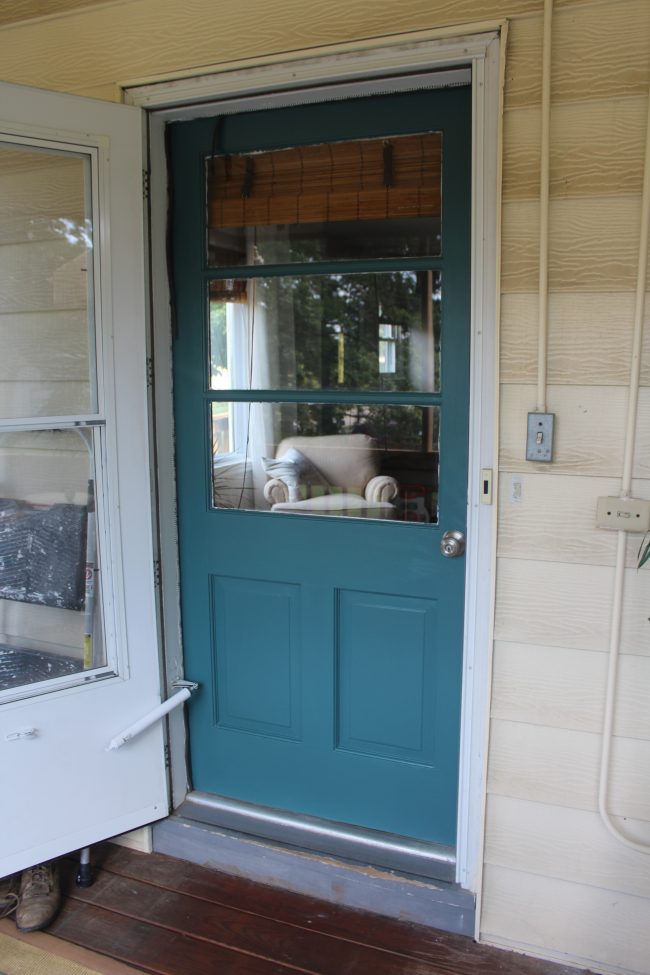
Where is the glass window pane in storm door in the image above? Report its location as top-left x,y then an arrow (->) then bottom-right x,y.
0,142 -> 97,419
0,428 -> 106,696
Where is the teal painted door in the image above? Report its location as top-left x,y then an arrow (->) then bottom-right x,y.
170,86 -> 470,846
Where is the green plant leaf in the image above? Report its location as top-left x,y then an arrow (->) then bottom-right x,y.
638,535 -> 650,569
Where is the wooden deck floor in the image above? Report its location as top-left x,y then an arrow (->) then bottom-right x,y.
47,845 -> 586,975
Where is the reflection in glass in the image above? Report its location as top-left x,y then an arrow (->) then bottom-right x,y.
0,142 -> 95,419
0,429 -> 105,694
211,401 -> 439,523
207,132 -> 442,266
209,271 -> 441,393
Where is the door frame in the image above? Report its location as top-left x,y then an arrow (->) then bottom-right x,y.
133,24 -> 503,896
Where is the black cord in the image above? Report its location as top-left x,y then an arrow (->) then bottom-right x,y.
237,281 -> 256,509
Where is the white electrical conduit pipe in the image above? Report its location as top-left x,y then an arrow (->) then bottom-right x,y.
537,0 -> 553,414
597,82 -> 650,855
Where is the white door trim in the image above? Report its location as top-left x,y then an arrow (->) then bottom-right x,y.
142,27 -> 501,898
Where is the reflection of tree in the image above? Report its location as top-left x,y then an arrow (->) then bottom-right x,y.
257,270 -> 440,393
289,402 -> 438,453
209,268 -> 442,454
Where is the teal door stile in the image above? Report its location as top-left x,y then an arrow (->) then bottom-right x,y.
171,86 -> 471,846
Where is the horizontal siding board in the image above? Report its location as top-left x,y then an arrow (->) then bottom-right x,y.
0,443 -> 89,500
0,381 -> 90,418
503,96 -> 648,202
500,292 -> 650,386
0,312 -> 90,381
491,641 -> 650,738
0,240 -> 88,313
487,719 -> 650,821
496,473 -> 649,566
494,558 -> 650,654
484,795 -> 650,898
501,197 -> 645,293
0,0 -> 118,28
481,864 -> 650,975
0,158 -> 85,246
0,0 -> 536,93
505,0 -> 650,110
499,384 -> 650,478
68,82 -> 124,101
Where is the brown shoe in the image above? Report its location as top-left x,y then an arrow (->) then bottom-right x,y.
0,872 -> 19,918
15,862 -> 61,932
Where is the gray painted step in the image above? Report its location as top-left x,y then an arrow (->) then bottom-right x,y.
153,814 -> 475,937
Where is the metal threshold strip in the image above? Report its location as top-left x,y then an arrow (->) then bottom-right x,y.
179,792 -> 456,884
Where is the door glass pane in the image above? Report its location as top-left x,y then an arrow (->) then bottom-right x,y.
211,400 -> 439,523
0,428 -> 106,696
207,132 -> 442,266
209,271 -> 441,393
0,142 -> 96,419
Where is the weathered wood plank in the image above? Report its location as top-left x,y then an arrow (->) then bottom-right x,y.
500,292 -> 650,386
491,641 -> 650,738
487,718 -> 650,821
95,843 -> 463,966
481,864 -> 650,975
79,844 -> 581,975
65,869 -> 451,975
48,898 -> 299,975
493,557 -> 650,654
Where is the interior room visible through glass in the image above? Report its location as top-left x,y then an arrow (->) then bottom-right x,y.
211,401 -> 440,524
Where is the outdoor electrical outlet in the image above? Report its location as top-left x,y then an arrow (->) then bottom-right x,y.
510,475 -> 523,503
596,497 -> 650,532
526,412 -> 555,462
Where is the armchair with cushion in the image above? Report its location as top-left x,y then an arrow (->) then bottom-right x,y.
262,434 -> 399,519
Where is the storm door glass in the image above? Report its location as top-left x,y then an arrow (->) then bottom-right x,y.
206,131 -> 444,524
0,140 -> 107,699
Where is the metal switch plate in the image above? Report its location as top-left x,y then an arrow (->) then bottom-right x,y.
526,412 -> 555,462
596,496 -> 650,532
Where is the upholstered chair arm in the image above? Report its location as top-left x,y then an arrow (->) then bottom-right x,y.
364,475 -> 399,503
263,478 -> 290,504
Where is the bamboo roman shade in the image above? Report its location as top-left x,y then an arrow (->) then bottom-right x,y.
208,132 -> 441,229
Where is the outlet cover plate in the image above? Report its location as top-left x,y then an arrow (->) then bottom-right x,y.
596,496 -> 650,532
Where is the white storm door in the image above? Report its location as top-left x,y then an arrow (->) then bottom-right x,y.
0,81 -> 168,877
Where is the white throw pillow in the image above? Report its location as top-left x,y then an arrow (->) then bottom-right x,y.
261,447 -> 330,502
